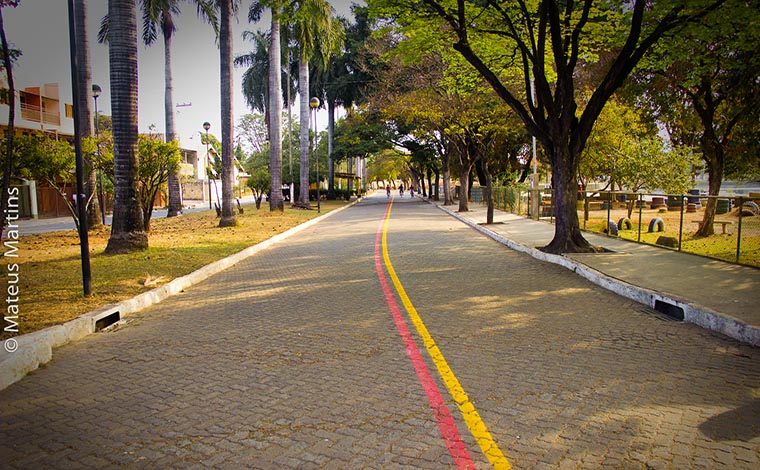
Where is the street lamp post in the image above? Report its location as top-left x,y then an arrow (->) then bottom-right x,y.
67,0 -> 91,296
92,84 -> 106,225
203,121 -> 211,210
310,97 -> 320,213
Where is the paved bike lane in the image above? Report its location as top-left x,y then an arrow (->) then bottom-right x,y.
1,193 -> 759,469
380,195 -> 759,469
1,197 -> 482,469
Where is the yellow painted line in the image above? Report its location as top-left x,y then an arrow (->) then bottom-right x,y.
381,200 -> 511,469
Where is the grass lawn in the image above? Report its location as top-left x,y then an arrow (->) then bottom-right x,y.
580,206 -> 760,267
3,201 -> 348,337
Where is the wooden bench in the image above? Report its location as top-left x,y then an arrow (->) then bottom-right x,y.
695,220 -> 734,234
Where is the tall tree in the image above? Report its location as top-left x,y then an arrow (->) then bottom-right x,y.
634,0 -> 760,236
269,4 -> 284,211
323,5 -> 376,199
218,0 -> 237,226
73,0 -> 102,229
105,0 -> 148,254
137,0 -> 217,217
290,0 -> 343,208
0,0 -> 19,241
236,28 -> 296,184
237,30 -> 272,122
372,0 -> 724,253
248,1 -> 286,211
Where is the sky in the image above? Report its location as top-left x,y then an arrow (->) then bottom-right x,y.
4,0 -> 360,150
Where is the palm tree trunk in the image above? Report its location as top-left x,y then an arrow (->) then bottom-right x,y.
219,0 -> 237,227
327,99 -> 335,199
286,48 -> 293,194
165,23 -> 183,217
268,7 -> 284,212
0,6 -> 16,241
75,0 -> 101,229
297,55 -> 310,207
105,0 -> 147,254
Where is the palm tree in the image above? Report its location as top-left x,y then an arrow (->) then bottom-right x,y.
138,0 -> 217,218
236,27 -> 297,191
218,0 -> 237,226
74,0 -> 101,229
268,6 -> 284,211
291,0 -> 343,208
236,30 -> 271,120
323,6 -> 374,198
105,0 -> 148,254
249,0 -> 291,212
0,1 -> 19,241
254,3 -> 284,211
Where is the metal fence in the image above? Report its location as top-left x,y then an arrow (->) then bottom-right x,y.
486,186 -> 760,268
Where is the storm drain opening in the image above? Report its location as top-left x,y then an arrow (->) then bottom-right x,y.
654,300 -> 684,321
95,311 -> 121,331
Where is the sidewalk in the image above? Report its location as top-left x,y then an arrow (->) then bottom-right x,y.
434,201 -> 760,347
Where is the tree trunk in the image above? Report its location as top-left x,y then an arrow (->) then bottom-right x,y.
434,171 -> 440,201
297,55 -> 310,207
693,96 -> 729,238
0,6 -> 15,241
75,0 -> 101,229
458,162 -> 471,212
219,0 -> 237,227
142,187 -> 159,232
327,99 -> 336,199
285,49 -> 293,189
442,150 -> 452,205
105,0 -> 147,254
478,159 -> 494,224
540,145 -> 596,253
268,9 -> 284,212
696,147 -> 724,237
165,22 -> 182,217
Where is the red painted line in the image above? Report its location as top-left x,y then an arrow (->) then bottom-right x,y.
374,200 -> 475,469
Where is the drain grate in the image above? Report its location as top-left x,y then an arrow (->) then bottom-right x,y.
654,300 -> 685,321
640,306 -> 681,322
95,311 -> 121,331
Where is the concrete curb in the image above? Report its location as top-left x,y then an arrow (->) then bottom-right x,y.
0,201 -> 358,391
435,203 -> 760,347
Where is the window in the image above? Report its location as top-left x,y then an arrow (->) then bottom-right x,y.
0,88 -> 9,105
65,103 -> 73,119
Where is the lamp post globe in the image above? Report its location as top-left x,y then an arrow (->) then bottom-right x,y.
310,98 -> 320,213
91,84 -> 105,224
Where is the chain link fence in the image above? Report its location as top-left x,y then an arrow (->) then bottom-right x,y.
486,187 -> 760,268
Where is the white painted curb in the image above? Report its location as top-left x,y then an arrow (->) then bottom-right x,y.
436,203 -> 760,348
0,201 -> 358,390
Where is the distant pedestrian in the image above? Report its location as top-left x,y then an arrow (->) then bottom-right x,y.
399,184 -> 404,198
386,184 -> 391,199
410,186 -> 415,198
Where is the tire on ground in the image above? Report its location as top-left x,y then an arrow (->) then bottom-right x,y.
604,220 -> 619,236
648,217 -> 665,233
617,217 -> 633,230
